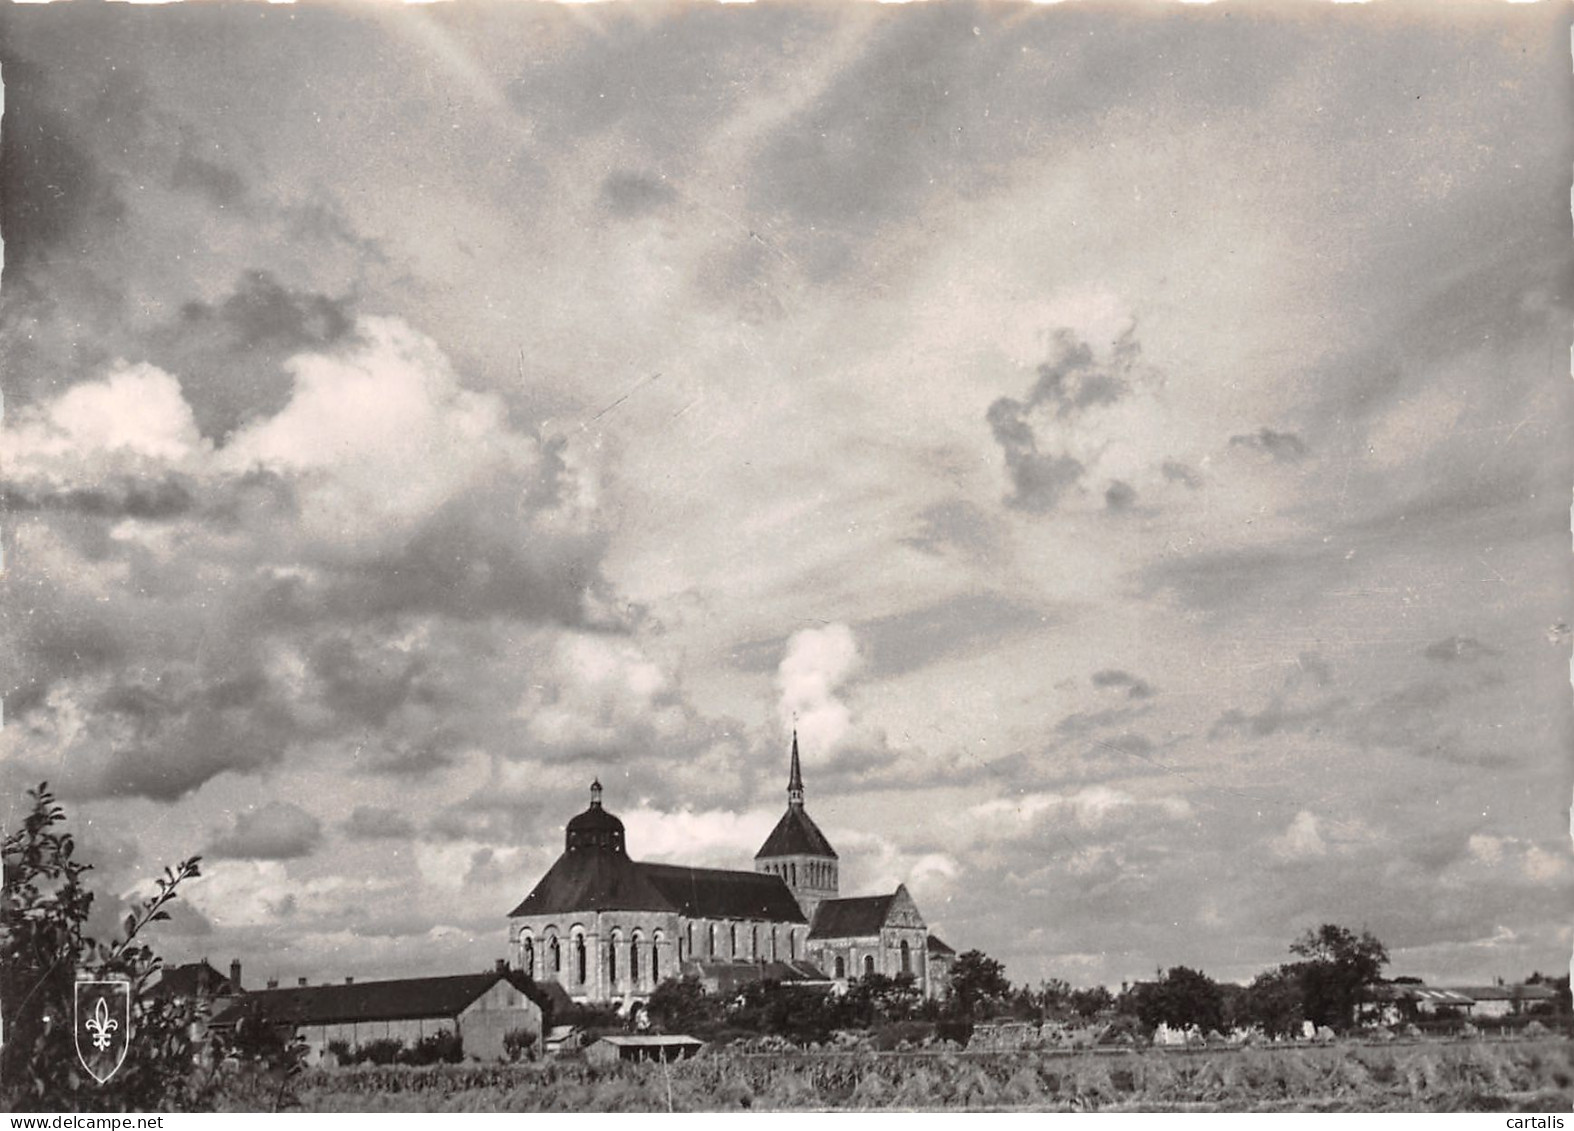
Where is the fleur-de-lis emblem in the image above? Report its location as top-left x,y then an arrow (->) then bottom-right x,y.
85,996 -> 119,1050
75,978 -> 131,1083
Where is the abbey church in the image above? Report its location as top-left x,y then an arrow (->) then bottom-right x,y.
507,736 -> 955,1005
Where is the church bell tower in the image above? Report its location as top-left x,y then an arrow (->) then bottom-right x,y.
754,732 -> 839,923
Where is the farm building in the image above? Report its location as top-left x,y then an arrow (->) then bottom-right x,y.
151,959 -> 243,1002
586,1035 -> 705,1066
1363,984 -> 1477,1025
210,969 -> 550,1063
1446,984 -> 1559,1019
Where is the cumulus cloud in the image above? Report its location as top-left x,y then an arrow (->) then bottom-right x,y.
0,315 -> 634,801
1271,810 -> 1328,860
969,787 -> 1191,835
207,801 -> 323,860
776,623 -> 862,756
518,632 -> 689,757
1468,834 -> 1571,884
5,362 -> 211,473
985,327 -> 1193,515
221,316 -> 546,542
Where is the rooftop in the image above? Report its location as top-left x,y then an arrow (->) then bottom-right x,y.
211,971 -> 549,1028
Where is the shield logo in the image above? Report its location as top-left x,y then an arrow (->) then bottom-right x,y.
74,979 -> 131,1084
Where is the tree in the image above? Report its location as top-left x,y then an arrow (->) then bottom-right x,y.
2,784 -> 210,1111
1287,924 -> 1389,1032
1036,978 -> 1074,1019
842,973 -> 921,1026
1070,985 -> 1115,1020
947,949 -> 1011,1019
1243,967 -> 1305,1039
1129,967 -> 1225,1034
647,976 -> 722,1034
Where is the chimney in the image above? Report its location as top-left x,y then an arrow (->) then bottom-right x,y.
344,976 -> 354,985
266,978 -> 278,990
495,959 -> 508,973
230,960 -> 243,992
298,977 -> 308,987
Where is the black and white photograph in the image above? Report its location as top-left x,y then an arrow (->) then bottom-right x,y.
1,0 -> 1570,1115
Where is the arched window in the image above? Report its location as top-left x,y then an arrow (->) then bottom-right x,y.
609,943 -> 618,985
522,937 -> 534,977
834,956 -> 845,979
686,922 -> 694,953
751,926 -> 759,959
729,924 -> 736,957
790,863 -> 797,886
652,941 -> 660,980
863,954 -> 875,977
550,937 -> 561,974
901,940 -> 911,975
576,936 -> 587,984
708,923 -> 716,956
630,939 -> 640,985
771,930 -> 779,961
789,931 -> 797,961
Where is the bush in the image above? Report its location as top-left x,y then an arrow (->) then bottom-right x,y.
355,1039 -> 406,1066
402,1031 -> 463,1066
934,1019 -> 974,1047
872,1020 -> 935,1051
502,1028 -> 537,1062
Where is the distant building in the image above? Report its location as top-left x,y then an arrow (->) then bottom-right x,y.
585,1034 -> 705,1067
151,958 -> 242,1002
210,970 -> 548,1063
508,735 -> 950,1004
1446,984 -> 1559,1019
1364,983 -> 1478,1025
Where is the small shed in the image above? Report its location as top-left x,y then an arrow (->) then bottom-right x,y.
585,1034 -> 705,1067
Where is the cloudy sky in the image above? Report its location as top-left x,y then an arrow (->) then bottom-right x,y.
1,1 -> 1570,991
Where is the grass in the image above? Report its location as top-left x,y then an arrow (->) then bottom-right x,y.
262,1036 -> 1574,1112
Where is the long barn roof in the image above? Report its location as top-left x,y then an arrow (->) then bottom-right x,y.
210,971 -> 550,1028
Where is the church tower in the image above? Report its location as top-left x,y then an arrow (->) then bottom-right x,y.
754,732 -> 839,923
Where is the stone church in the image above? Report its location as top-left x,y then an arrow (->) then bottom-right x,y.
507,735 -> 952,1005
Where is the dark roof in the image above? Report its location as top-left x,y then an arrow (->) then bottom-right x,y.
927,935 -> 956,956
508,848 -> 674,917
642,863 -> 806,923
809,894 -> 895,939
211,971 -> 536,1028
523,974 -> 575,1018
568,806 -> 623,834
152,961 -> 235,999
596,1035 -> 705,1047
1369,985 -> 1476,1006
1448,984 -> 1557,1002
754,806 -> 838,860
509,854 -> 805,923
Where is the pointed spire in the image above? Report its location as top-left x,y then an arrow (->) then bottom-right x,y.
787,731 -> 804,808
